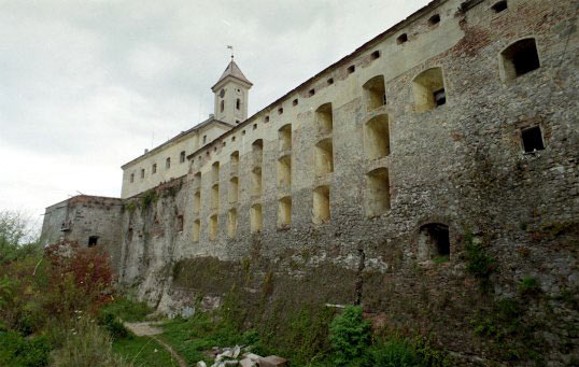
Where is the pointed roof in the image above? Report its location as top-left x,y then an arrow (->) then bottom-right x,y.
212,59 -> 253,91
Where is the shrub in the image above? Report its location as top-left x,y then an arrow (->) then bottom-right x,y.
0,331 -> 51,367
363,339 -> 423,367
464,233 -> 496,280
329,305 -> 371,366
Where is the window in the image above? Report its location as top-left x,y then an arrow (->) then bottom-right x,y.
176,215 -> 184,232
371,50 -> 381,59
277,155 -> 292,191
230,151 -> 239,173
211,184 -> 219,211
212,161 -> 220,182
428,14 -> 441,26
365,114 -> 390,159
397,33 -> 408,44
412,67 -> 446,112
278,107 -> 284,115
279,124 -> 292,151
236,98 -> 240,110
313,186 -> 330,224
180,151 -> 186,163
363,75 -> 386,111
209,215 -> 218,240
252,139 -> 263,168
309,88 -> 316,96
327,78 -> 334,85
347,65 -> 356,74
500,38 -> 540,81
166,157 -> 171,169
250,204 -> 263,233
192,220 -> 200,242
88,236 -> 99,247
521,126 -> 545,153
140,169 -> 145,179
203,135 -> 207,144
220,100 -> 225,112
227,209 -> 238,238
293,99 -> 299,106
314,139 -> 333,175
315,103 -> 333,135
193,191 -> 201,214
418,223 -> 450,260
130,173 -> 134,183
278,197 -> 292,228
366,168 -> 390,217
152,163 -> 157,174
265,116 -> 270,123
491,0 -> 507,13
253,124 -> 257,130
229,177 -> 239,203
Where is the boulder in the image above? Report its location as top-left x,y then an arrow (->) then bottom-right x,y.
258,356 -> 288,367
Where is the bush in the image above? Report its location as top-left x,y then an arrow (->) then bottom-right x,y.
98,312 -> 131,341
51,317 -> 132,367
0,331 -> 51,367
329,306 -> 371,366
363,339 -> 423,367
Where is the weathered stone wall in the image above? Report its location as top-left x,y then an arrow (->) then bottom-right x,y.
41,195 -> 124,269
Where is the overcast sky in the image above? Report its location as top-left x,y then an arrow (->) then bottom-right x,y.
0,0 -> 431,228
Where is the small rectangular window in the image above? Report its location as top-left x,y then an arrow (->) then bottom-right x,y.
292,99 -> 298,106
152,163 -> 157,174
180,151 -> 186,163
428,14 -> 440,26
166,157 -> 171,169
371,50 -> 380,59
309,88 -> 316,96
327,78 -> 334,85
278,107 -> 283,115
347,65 -> 355,74
397,33 -> 408,44
140,169 -> 145,179
521,126 -> 545,153
491,0 -> 507,13
265,116 -> 270,123
130,173 -> 134,183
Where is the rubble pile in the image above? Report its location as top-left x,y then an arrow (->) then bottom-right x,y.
196,346 -> 287,367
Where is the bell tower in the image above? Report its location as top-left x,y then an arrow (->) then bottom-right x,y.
211,55 -> 252,125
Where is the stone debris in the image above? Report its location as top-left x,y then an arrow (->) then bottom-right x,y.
197,346 -> 285,367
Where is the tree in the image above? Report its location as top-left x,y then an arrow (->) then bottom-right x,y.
0,210 -> 41,263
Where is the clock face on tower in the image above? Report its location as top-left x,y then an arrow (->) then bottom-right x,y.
220,89 -> 225,98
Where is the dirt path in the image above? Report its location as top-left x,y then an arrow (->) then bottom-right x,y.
124,322 -> 188,367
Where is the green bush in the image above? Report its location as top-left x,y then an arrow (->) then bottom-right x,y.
363,339 -> 423,367
0,331 -> 51,367
98,312 -> 131,341
329,305 -> 371,366
99,297 -> 152,322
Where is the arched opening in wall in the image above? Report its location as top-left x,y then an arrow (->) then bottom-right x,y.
227,209 -> 237,238
252,139 -> 264,167
365,114 -> 390,159
166,157 -> 171,169
180,151 -> 186,163
279,124 -> 292,151
211,184 -> 219,211
277,155 -> 291,191
313,185 -> 330,224
500,38 -> 540,81
236,98 -> 240,110
315,103 -> 333,135
230,151 -> 239,173
209,215 -> 218,240
193,191 -> 201,214
412,67 -> 446,112
418,223 -> 450,261
212,161 -> 220,182
314,139 -> 334,175
365,168 -> 390,217
88,236 -> 99,247
252,168 -> 262,196
192,220 -> 200,242
363,75 -> 386,111
278,196 -> 292,228
229,177 -> 239,203
250,204 -> 263,233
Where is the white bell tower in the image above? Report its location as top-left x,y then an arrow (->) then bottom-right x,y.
211,53 -> 252,125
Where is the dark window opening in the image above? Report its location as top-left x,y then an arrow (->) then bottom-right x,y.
434,89 -> 446,107
292,99 -> 298,106
253,124 -> 257,130
203,135 -> 207,144
347,65 -> 355,74
130,173 -> 134,183
180,151 -> 186,163
166,157 -> 171,169
421,223 -> 450,256
491,0 -> 507,13
235,120 -> 240,124
232,136 -> 236,142
397,33 -> 408,44
177,215 -> 184,232
521,126 -> 545,153
152,164 -> 157,174
278,107 -> 283,115
501,38 -> 540,80
428,14 -> 441,25
327,78 -> 334,85
236,98 -> 240,110
88,236 -> 99,247
140,169 -> 145,179
265,116 -> 270,123
309,88 -> 316,96
242,130 -> 246,135
220,100 -> 224,112
371,50 -> 380,59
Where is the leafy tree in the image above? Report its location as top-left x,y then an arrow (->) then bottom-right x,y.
0,210 -> 41,263
329,305 -> 371,366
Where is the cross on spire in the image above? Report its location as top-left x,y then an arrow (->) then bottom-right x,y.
227,45 -> 234,60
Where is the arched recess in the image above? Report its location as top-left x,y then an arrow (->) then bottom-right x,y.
417,223 -> 450,261
499,38 -> 540,81
412,67 -> 446,112
363,75 -> 386,111
364,114 -> 390,159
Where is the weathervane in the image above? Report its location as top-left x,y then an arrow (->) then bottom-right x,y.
227,45 -> 234,60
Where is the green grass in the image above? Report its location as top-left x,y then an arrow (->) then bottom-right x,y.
100,297 -> 152,322
113,336 -> 178,367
